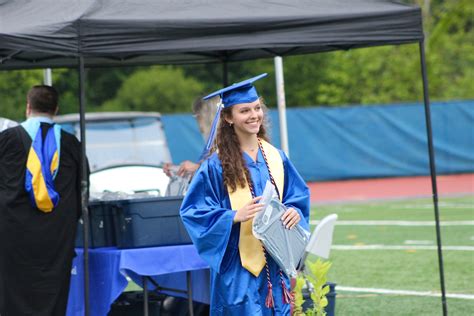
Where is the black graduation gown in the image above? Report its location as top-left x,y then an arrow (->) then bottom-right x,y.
0,125 -> 83,316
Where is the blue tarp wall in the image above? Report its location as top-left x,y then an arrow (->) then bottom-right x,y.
162,100 -> 474,181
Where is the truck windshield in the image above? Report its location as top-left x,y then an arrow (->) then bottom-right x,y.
61,117 -> 171,172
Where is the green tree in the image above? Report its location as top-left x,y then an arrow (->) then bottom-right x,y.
0,70 -> 43,121
99,66 -> 205,113
311,44 -> 423,106
181,59 -> 276,106
52,68 -> 79,116
427,0 -> 474,100
296,0 -> 473,107
52,67 -> 136,115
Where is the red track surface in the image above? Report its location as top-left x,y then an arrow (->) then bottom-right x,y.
308,173 -> 474,203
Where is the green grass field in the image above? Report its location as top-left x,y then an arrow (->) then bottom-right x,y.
310,195 -> 474,315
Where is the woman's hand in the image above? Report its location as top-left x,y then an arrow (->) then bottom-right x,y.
162,162 -> 174,177
234,196 -> 263,223
177,160 -> 200,177
163,160 -> 199,177
281,207 -> 300,229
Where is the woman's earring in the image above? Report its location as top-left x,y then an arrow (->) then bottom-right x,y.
229,122 -> 233,127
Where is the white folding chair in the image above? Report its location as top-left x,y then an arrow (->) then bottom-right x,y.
297,214 -> 338,309
299,213 -> 338,270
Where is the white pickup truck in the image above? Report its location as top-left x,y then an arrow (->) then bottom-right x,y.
55,112 -> 172,197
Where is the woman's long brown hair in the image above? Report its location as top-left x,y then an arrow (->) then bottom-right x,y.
212,100 -> 270,192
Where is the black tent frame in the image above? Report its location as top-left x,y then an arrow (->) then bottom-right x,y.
0,3 -> 447,316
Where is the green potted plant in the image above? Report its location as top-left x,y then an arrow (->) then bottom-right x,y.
293,259 -> 333,316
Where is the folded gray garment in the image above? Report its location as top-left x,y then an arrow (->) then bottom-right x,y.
253,181 -> 310,278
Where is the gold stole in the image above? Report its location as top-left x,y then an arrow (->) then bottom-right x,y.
227,139 -> 284,277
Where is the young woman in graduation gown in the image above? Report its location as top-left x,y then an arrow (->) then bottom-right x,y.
180,74 -> 310,315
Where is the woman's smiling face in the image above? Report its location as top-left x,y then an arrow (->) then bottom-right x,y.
227,100 -> 263,137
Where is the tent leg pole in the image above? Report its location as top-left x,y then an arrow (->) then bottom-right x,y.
43,68 -> 52,86
419,40 -> 447,316
274,56 -> 289,157
78,55 -> 90,316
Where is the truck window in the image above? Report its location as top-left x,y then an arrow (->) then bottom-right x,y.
61,117 -> 171,172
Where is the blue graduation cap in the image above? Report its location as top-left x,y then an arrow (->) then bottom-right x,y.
199,73 -> 268,160
203,73 -> 267,108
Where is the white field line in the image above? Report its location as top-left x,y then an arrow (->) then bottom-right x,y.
371,203 -> 473,210
332,245 -> 474,251
404,240 -> 433,245
337,286 -> 474,300
310,220 -> 474,226
312,200 -> 474,208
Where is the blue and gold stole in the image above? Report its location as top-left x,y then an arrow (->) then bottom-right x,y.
227,139 -> 284,277
21,117 -> 61,213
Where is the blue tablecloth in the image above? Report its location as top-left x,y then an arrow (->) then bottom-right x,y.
66,245 -> 210,316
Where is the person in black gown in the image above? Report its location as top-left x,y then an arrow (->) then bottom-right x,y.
0,85 -> 86,316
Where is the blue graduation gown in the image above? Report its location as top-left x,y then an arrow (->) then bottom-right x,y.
180,149 -> 310,316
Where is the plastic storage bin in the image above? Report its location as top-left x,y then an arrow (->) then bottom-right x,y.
75,200 -> 117,248
113,196 -> 191,248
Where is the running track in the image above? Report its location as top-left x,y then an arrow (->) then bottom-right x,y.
308,173 -> 474,203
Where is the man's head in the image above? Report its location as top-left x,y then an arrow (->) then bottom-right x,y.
26,85 -> 59,118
